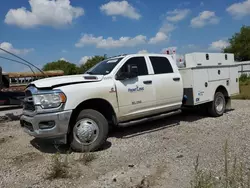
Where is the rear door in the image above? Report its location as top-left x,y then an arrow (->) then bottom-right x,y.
114,56 -> 156,121
148,56 -> 183,112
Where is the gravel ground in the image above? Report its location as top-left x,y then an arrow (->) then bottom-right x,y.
0,100 -> 250,188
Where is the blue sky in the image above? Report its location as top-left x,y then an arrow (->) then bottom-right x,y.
0,0 -> 250,72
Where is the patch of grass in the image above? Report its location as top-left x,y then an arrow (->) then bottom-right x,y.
239,74 -> 250,83
190,141 -> 250,188
232,74 -> 250,100
77,152 -> 97,165
232,81 -> 250,99
46,152 -> 71,180
190,155 -> 216,188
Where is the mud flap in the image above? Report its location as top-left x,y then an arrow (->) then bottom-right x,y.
226,98 -> 232,110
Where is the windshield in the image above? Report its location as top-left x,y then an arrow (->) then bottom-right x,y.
85,57 -> 123,75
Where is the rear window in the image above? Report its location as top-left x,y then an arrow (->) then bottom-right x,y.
149,56 -> 173,74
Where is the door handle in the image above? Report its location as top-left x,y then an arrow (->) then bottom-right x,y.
173,77 -> 180,81
143,80 -> 152,84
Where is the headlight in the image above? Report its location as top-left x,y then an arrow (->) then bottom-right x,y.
33,92 -> 66,109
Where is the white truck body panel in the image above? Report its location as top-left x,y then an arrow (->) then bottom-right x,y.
184,53 -> 234,68
32,74 -> 104,88
58,78 -> 119,114
229,66 -> 240,95
179,53 -> 239,106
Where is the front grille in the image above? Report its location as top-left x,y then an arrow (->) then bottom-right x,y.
23,89 -> 35,111
24,101 -> 35,111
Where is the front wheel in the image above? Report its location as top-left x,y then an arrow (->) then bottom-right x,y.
208,92 -> 226,117
69,109 -> 109,152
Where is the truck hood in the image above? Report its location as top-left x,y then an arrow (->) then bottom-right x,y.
30,74 -> 104,89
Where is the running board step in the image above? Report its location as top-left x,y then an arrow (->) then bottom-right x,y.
118,109 -> 181,127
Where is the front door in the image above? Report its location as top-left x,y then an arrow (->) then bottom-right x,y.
114,56 -> 156,122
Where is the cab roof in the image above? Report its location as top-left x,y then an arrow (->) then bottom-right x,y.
108,53 -> 170,60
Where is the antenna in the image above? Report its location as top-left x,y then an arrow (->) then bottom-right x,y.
0,47 -> 47,77
0,55 -> 36,76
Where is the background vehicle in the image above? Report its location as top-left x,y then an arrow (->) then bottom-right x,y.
0,68 -> 64,105
20,52 -> 239,152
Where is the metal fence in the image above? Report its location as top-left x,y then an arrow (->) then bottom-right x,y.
237,61 -> 250,76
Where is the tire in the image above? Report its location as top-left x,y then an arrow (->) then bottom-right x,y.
69,109 -> 109,152
208,92 -> 226,117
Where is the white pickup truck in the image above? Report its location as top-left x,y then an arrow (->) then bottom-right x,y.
20,52 -> 239,152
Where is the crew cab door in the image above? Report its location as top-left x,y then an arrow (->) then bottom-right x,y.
114,56 -> 156,122
147,56 -> 183,112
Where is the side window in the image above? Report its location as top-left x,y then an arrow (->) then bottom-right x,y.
149,56 -> 173,74
119,57 -> 148,76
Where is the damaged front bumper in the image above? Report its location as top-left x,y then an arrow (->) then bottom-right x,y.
20,110 -> 72,144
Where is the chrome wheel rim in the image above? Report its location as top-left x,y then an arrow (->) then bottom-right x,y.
215,96 -> 224,112
73,118 -> 99,145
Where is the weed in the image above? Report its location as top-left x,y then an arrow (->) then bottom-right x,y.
46,152 -> 70,180
77,152 -> 97,165
189,141 -> 250,188
190,155 -> 216,188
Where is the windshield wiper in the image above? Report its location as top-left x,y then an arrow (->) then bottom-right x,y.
86,71 -> 94,74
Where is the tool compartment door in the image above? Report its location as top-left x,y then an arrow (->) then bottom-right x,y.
229,66 -> 240,95
207,67 -> 230,82
192,69 -> 210,104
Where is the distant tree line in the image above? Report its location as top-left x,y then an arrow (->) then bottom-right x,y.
224,25 -> 250,61
42,55 -> 107,75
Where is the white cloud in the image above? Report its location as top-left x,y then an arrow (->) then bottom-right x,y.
226,0 -> 250,19
60,57 -> 68,61
0,42 -> 34,55
76,19 -> 176,48
75,34 -> 103,47
79,56 -> 92,64
100,1 -> 141,20
148,22 -> 175,44
149,32 -> 168,44
5,0 -> 84,28
166,9 -> 190,22
98,35 -> 147,49
160,22 -> 176,34
209,40 -> 230,51
76,34 -> 147,49
137,50 -> 148,54
190,11 -> 219,28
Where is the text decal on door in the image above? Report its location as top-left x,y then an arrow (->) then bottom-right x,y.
128,85 -> 144,93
